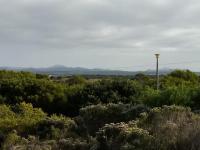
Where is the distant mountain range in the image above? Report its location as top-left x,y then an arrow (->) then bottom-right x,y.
0,65 -> 177,76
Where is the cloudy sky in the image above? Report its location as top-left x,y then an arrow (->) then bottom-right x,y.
0,0 -> 200,71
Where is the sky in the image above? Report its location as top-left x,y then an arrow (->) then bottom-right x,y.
0,0 -> 200,71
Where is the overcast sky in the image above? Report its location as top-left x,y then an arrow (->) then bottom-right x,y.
0,0 -> 200,71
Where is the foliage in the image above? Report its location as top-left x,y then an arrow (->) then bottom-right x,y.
138,105 -> 200,150
95,122 -> 153,150
1,70 -> 200,149
78,79 -> 143,104
0,71 -> 68,114
0,102 -> 46,134
65,78 -> 143,116
0,71 -> 144,116
168,69 -> 199,83
134,73 -> 156,88
66,75 -> 86,85
141,85 -> 200,111
95,105 -> 200,150
0,102 -> 46,148
79,103 -> 149,135
34,115 -> 76,140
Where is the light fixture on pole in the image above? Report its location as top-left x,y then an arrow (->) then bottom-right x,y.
155,54 -> 160,90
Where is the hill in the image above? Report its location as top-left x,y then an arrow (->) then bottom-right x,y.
0,65 -> 174,76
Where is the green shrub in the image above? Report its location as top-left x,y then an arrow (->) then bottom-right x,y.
0,102 -> 47,148
138,105 -> 200,150
56,138 -> 93,150
95,105 -> 200,150
168,70 -> 199,83
77,79 -> 143,104
141,86 -> 200,108
2,131 -> 22,150
79,103 -> 149,135
96,122 -> 153,150
0,102 -> 46,134
0,71 -> 68,114
34,115 -> 76,140
67,75 -> 86,85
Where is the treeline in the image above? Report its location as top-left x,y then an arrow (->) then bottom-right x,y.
0,70 -> 200,149
0,70 -> 200,115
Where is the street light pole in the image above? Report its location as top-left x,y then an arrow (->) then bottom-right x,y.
155,54 -> 160,90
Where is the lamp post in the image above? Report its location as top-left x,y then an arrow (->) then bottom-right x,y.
155,54 -> 160,90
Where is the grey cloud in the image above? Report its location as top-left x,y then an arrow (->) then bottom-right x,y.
0,0 -> 200,70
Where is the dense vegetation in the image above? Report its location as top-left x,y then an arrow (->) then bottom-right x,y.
0,70 -> 200,149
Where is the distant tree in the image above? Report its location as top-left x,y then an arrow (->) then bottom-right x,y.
67,75 -> 86,85
168,70 -> 199,82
